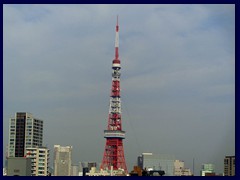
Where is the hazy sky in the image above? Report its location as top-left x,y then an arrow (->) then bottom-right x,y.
3,4 -> 235,175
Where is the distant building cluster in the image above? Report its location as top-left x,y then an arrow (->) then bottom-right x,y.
137,153 -> 192,176
3,112 -> 235,176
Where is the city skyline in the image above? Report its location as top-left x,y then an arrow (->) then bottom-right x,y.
3,4 -> 235,174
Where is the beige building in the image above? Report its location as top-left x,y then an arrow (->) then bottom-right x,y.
174,160 -> 192,176
26,147 -> 49,176
54,145 -> 72,176
224,156 -> 235,176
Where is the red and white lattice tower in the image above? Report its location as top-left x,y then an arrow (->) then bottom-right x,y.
100,16 -> 128,173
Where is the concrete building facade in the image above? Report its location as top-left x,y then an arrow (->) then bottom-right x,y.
7,157 -> 32,176
224,156 -> 235,176
54,145 -> 72,176
26,147 -> 49,176
8,112 -> 43,157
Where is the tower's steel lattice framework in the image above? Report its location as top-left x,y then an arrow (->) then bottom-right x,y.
100,17 -> 128,173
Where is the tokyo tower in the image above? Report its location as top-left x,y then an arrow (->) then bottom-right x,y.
100,16 -> 128,173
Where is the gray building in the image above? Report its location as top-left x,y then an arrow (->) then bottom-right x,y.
7,157 -> 32,176
71,165 -> 79,176
8,112 -> 43,157
54,145 -> 72,176
138,153 -> 175,176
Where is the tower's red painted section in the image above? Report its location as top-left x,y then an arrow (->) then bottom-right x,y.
100,17 -> 128,173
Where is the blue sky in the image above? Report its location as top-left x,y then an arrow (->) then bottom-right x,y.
3,4 -> 235,175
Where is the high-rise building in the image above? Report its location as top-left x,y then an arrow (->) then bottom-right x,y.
101,16 -> 127,174
54,145 -> 72,176
224,156 -> 235,176
138,153 -> 175,176
7,112 -> 43,157
200,163 -> 215,176
26,147 -> 49,176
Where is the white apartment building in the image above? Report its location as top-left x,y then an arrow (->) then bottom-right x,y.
26,147 -> 49,176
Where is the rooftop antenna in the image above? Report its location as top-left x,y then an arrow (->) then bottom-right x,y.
115,15 -> 119,59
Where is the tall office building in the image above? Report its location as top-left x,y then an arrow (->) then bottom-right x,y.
26,147 -> 49,176
54,145 -> 72,176
137,153 -> 175,176
8,112 -> 43,157
224,156 -> 235,176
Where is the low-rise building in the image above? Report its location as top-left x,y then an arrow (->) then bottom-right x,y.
137,153 -> 175,176
86,166 -> 126,176
7,157 -> 32,176
71,164 -> 79,176
174,160 -> 192,176
200,164 -> 215,176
